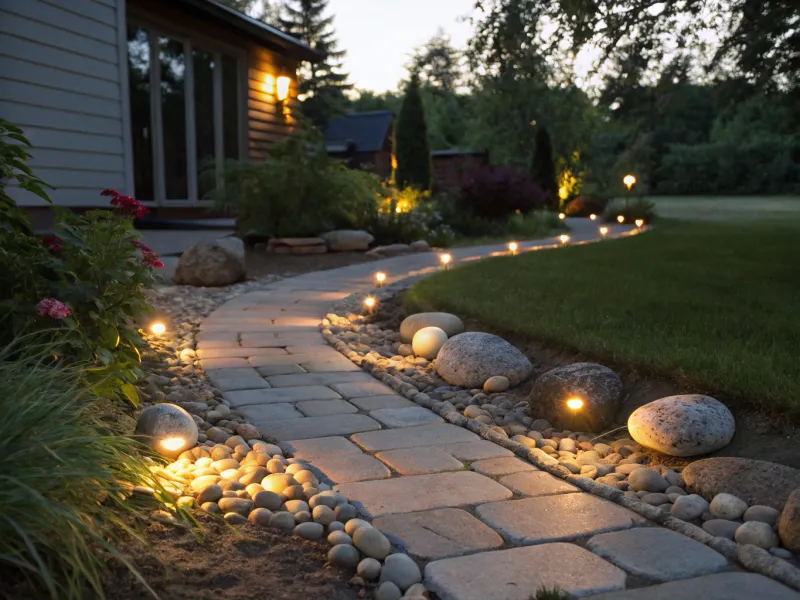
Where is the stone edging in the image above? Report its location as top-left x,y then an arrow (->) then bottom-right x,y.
320,292 -> 800,593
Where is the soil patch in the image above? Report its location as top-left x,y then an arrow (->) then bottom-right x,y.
246,249 -> 376,279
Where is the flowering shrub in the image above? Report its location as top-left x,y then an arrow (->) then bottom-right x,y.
0,119 -> 159,406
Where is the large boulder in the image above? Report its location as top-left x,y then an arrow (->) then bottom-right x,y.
135,403 -> 198,458
627,395 -> 734,457
321,230 -> 374,252
683,457 -> 800,510
173,236 -> 245,287
400,312 -> 464,343
778,488 -> 800,553
435,332 -> 532,389
528,363 -> 622,431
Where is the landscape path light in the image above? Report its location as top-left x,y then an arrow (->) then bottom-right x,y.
135,404 -> 198,459
559,234 -> 570,246
617,215 -> 625,224
600,226 -> 608,238
150,321 -> 166,335
364,296 -> 377,313
635,219 -> 644,228
440,253 -> 452,269
558,212 -> 566,220
508,241 -> 518,255
375,271 -> 386,287
589,214 -> 597,221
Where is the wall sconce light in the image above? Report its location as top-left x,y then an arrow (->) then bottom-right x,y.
276,76 -> 291,102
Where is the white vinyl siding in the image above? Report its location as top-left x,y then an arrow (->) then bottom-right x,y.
0,0 -> 127,207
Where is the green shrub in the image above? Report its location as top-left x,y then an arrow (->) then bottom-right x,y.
531,126 -> 558,211
212,126 -> 382,238
532,586 -> 574,600
603,197 -> 657,224
0,121 -> 158,407
564,195 -> 607,217
395,72 -> 432,191
0,343 -> 159,600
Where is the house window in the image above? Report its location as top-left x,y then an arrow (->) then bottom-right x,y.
126,25 -> 243,204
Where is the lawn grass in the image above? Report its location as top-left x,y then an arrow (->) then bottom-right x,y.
406,219 -> 800,415
642,195 -> 800,222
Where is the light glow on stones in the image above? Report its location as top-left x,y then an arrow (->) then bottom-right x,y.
635,219 -> 644,228
508,241 -> 518,254
150,322 -> 166,335
160,437 -> 185,452
559,234 -> 570,245
623,174 -> 637,191
617,215 -> 625,224
558,212 -> 566,220
375,271 -> 386,286
590,214 -> 597,220
566,397 -> 584,411
600,226 -> 608,237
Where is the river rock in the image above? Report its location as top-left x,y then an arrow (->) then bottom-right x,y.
412,327 -> 448,360
483,375 -> 510,394
294,521 -> 324,541
682,457 -> 800,509
735,521 -> 778,548
435,332 -> 532,389
627,394 -> 735,457
743,505 -> 780,526
400,312 -> 465,342
709,493 -> 748,520
778,488 -> 800,553
379,553 -> 422,591
357,557 -> 382,580
353,526 -> 391,559
528,363 -> 622,431
628,468 -> 670,493
321,230 -> 374,252
376,581 -> 402,600
173,236 -> 245,287
328,544 -> 361,569
703,519 -> 741,540
671,494 -> 709,521
135,403 -> 198,458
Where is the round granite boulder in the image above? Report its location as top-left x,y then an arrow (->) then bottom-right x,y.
627,395 -> 735,457
412,326 -> 448,360
135,403 -> 198,458
435,332 -> 532,389
400,312 -> 464,343
528,363 -> 622,431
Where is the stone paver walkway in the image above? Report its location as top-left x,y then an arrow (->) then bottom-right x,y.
197,223 -> 800,600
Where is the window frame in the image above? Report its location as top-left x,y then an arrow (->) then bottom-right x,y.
126,18 -> 248,206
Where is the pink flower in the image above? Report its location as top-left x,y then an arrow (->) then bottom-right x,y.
141,251 -> 164,268
130,240 -> 153,253
37,298 -> 71,319
42,235 -> 63,252
103,190 -> 150,219
101,189 -> 118,197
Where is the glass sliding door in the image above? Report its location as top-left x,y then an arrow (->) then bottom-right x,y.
126,25 -> 242,205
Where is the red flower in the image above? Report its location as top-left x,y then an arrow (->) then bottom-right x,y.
37,298 -> 71,319
130,240 -> 153,253
103,190 -> 150,219
141,250 -> 164,268
42,235 -> 63,252
101,189 -> 117,197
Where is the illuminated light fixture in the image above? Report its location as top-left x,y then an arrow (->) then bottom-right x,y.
276,75 -> 291,102
134,404 -> 198,458
617,215 -> 625,224
559,234 -> 570,245
558,212 -> 566,220
566,397 -> 584,411
263,74 -> 276,95
150,322 -> 166,335
635,219 -> 644,228
508,241 -> 518,255
623,174 -> 637,191
160,437 -> 185,452
600,226 -> 608,238
375,271 -> 386,287
589,214 -> 597,221
440,253 -> 452,269
364,296 -> 376,310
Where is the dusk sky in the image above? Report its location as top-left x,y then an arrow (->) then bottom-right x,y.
328,0 -> 477,93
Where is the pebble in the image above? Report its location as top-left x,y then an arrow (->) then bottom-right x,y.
353,526 -> 391,559
252,490 -> 282,510
379,553 -> 422,591
310,493 -> 338,509
558,439 -> 577,453
665,486 -> 686,496
615,463 -> 646,475
671,494 -> 709,521
328,530 -> 353,545
345,518 -> 372,536
201,501 -> 220,514
267,458 -> 286,474
376,581 -> 402,600
734,521 -> 779,548
628,468 -> 670,493
294,521 -> 324,541
483,376 -> 510,394
294,511 -> 312,523
335,503 -> 359,522
770,547 -> 794,559
328,521 -> 345,532
248,508 -> 273,526
269,511 -> 296,532
217,497 -> 252,516
642,493 -> 671,506
702,519 -> 741,540
710,493 -> 748,520
196,484 -> 222,504
357,557 -> 382,580
743,505 -> 781,526
328,544 -> 361,569
313,505 -> 336,525
263,473 -> 297,494
224,512 -> 248,525
284,499 -> 310,514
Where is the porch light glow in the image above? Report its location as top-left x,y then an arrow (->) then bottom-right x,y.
440,253 -> 452,267
276,76 -> 291,101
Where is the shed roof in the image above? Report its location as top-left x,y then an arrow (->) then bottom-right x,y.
176,0 -> 322,62
324,110 -> 394,153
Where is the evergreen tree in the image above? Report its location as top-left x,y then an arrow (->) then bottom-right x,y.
395,73 -> 432,191
217,0 -> 277,24
276,0 -> 352,128
531,126 -> 558,210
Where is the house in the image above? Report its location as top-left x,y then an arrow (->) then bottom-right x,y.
324,110 -> 394,181
0,0 -> 321,220
431,149 -> 489,196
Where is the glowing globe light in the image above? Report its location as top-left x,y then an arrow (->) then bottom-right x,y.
617,215 -> 625,224
440,253 -> 452,267
559,234 -> 570,245
600,226 -> 608,237
566,397 -> 584,411
375,271 -> 386,286
558,213 -> 566,220
160,437 -> 185,452
623,174 -> 637,191
635,219 -> 644,228
150,322 -> 166,335
364,296 -> 376,309
508,241 -> 518,254
589,214 -> 597,221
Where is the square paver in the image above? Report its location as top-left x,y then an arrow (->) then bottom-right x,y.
470,457 -> 537,477
301,360 -> 361,373
255,364 -> 307,377
296,399 -> 358,416
586,528 -> 730,583
424,543 -> 627,600
475,493 -> 645,545
498,472 -> 581,497
202,357 -> 251,370
330,381 -> 398,399
197,347 -> 288,359
223,386 -> 342,407
279,436 -> 363,459
266,372 -> 372,388
436,441 -> 514,461
286,345 -> 339,354
237,403 -> 304,423
352,424 -> 479,452
373,508 -> 504,560
207,368 -> 270,392
377,447 -> 465,475
196,339 -> 241,349
258,414 -> 381,441
586,573 -> 800,600
348,395 -> 417,411
309,453 -> 391,484
334,471 -> 512,518
247,354 -> 320,367
370,407 -> 444,428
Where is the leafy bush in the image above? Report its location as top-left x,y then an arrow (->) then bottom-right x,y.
0,343 -> 159,600
564,195 -> 607,217
603,197 -> 657,223
508,210 -> 565,237
212,126 -> 382,238
395,72 -> 432,191
460,165 -> 546,220
0,121 -> 159,407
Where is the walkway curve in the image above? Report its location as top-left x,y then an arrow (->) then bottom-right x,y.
197,222 -> 800,600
